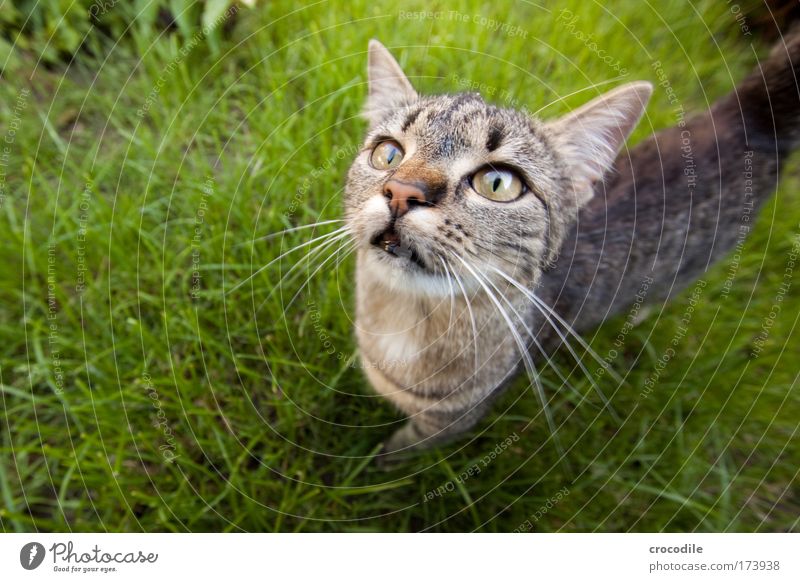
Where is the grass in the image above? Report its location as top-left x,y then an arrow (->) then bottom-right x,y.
0,0 -> 798,532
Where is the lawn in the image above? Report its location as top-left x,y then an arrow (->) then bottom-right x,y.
0,0 -> 798,532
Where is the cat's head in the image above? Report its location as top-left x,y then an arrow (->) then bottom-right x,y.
345,40 -> 651,295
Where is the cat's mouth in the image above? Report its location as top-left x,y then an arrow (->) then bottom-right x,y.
370,226 -> 428,270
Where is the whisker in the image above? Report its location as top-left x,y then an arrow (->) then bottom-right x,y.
458,244 -> 593,401
272,231 -> 352,292
335,241 -> 355,269
283,240 -> 356,311
479,269 -> 596,408
529,289 -> 623,385
226,226 -> 349,294
489,266 -> 618,420
240,219 -> 347,246
254,231 -> 352,312
470,242 -> 526,271
445,257 -> 480,375
478,261 -> 621,385
452,253 -> 564,458
438,257 -> 456,335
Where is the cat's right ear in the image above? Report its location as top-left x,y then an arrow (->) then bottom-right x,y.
547,81 -> 652,205
363,40 -> 417,126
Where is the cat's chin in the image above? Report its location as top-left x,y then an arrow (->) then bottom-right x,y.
361,246 -> 452,297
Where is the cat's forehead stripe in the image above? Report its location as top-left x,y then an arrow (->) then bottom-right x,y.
401,106 -> 422,132
437,93 -> 483,124
486,125 -> 505,152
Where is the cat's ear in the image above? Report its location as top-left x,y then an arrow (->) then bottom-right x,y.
364,40 -> 417,125
548,81 -> 652,203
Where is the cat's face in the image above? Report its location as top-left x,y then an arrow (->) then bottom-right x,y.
345,41 -> 651,295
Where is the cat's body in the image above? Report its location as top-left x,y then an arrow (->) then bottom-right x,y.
544,38 -> 800,333
345,35 -> 800,457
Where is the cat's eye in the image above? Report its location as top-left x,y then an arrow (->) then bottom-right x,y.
471,167 -> 525,202
370,140 -> 404,170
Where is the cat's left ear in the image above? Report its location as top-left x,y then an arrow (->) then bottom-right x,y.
364,40 -> 417,126
548,81 -> 652,204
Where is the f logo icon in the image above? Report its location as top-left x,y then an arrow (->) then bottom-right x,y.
20,542 -> 46,570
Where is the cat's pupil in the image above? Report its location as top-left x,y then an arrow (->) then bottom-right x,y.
387,149 -> 395,164
492,176 -> 501,191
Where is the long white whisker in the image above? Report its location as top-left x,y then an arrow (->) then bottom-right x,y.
447,258 -> 480,375
471,242 -> 524,270
282,238 -> 355,311
240,218 -> 347,246
226,226 -> 349,294
482,263 -> 621,384
438,257 -> 456,338
479,270 -> 594,408
453,253 -> 563,456
335,241 -> 356,269
272,231 -> 351,291
530,288 -> 623,385
489,266 -> 616,419
254,231 -> 352,312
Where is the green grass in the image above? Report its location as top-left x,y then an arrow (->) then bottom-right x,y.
1,0 -> 798,532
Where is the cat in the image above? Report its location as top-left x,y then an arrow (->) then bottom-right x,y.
343,34 -> 800,460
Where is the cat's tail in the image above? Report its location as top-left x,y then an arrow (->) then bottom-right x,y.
716,27 -> 800,156
539,30 -> 800,335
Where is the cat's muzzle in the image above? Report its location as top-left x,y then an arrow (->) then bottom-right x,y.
371,225 -> 427,270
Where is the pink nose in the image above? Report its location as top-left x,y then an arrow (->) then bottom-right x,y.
383,180 -> 427,218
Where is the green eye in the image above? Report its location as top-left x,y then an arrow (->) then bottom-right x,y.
471,167 -> 525,201
370,141 -> 404,170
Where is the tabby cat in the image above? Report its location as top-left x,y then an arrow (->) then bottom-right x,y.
343,36 -> 800,458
